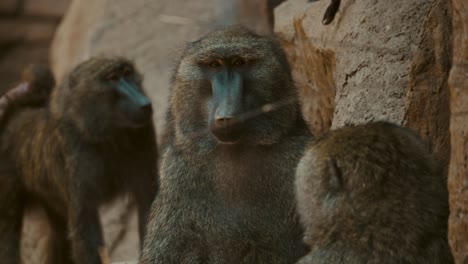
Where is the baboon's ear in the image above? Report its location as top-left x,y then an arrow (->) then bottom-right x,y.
327,158 -> 343,191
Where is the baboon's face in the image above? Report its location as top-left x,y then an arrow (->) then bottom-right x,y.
63,58 -> 152,131
173,27 -> 297,145
198,55 -> 254,143
98,63 -> 152,128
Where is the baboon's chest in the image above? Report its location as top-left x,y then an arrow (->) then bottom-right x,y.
209,148 -> 295,205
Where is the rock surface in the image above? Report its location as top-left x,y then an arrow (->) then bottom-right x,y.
404,0 -> 452,175
448,0 -> 468,262
275,0 -> 451,142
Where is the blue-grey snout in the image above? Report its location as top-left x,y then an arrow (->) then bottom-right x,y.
116,79 -> 153,127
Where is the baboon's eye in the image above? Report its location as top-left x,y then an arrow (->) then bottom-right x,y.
208,60 -> 222,69
106,72 -> 120,82
122,66 -> 133,76
231,57 -> 245,67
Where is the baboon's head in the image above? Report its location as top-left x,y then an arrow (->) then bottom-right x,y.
21,64 -> 55,103
51,57 -> 152,140
295,122 -> 444,249
171,26 -> 298,146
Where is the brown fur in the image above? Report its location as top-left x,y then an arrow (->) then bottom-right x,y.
0,64 -> 54,264
140,26 -> 311,264
0,151 -> 22,264
0,64 -> 54,126
0,57 -> 158,264
295,122 -> 453,264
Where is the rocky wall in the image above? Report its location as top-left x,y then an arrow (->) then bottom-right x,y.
448,0 -> 468,262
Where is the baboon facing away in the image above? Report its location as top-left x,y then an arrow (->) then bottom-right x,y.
0,57 -> 158,264
295,122 -> 453,264
140,26 -> 311,263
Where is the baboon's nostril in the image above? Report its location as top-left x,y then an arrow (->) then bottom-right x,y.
141,103 -> 153,116
214,117 -> 240,128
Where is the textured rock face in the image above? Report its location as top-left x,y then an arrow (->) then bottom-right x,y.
448,0 -> 468,262
275,0 -> 451,143
404,0 -> 452,175
276,0 -> 427,129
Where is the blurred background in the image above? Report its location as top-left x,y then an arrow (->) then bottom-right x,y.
0,0 -> 466,263
0,0 -> 70,91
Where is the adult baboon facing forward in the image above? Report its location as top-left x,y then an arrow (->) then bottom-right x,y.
0,57 -> 158,264
141,26 -> 311,264
295,122 -> 453,264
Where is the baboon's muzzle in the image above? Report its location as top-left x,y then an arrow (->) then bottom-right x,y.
209,70 -> 244,143
116,79 -> 153,127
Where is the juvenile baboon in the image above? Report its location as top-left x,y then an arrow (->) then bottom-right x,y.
0,57 -> 158,264
140,26 -> 311,264
295,122 -> 453,264
0,64 -> 54,124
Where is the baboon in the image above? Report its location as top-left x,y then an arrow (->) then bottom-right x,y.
295,122 -> 454,264
140,26 -> 311,264
0,57 -> 158,264
0,64 -> 54,124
